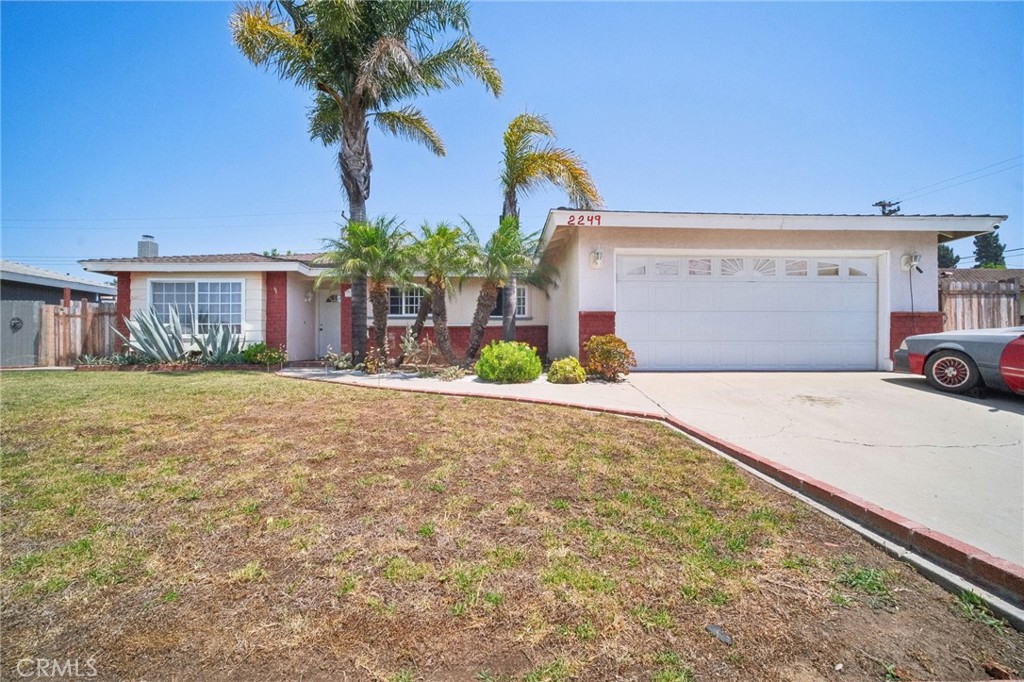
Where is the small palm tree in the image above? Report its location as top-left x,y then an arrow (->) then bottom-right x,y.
498,112 -> 602,339
315,217 -> 413,355
464,216 -> 550,360
412,222 -> 473,365
232,0 -> 502,362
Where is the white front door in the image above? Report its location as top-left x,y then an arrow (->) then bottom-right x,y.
316,292 -> 341,358
615,254 -> 880,370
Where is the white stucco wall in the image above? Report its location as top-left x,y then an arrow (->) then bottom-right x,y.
286,272 -> 316,360
570,227 -> 939,313
545,231 -> 581,360
130,271 -> 265,344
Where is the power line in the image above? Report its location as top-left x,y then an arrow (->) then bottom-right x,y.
885,155 -> 1023,204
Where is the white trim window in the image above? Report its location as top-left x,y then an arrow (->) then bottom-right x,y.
150,280 -> 243,335
388,287 -> 424,316
490,286 -> 527,318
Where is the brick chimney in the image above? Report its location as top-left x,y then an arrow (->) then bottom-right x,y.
138,235 -> 158,258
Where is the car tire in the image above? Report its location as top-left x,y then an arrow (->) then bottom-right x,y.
924,350 -> 982,394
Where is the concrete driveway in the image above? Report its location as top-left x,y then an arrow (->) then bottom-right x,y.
628,372 -> 1024,566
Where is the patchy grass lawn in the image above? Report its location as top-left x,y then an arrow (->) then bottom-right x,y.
1,372 -> 1021,681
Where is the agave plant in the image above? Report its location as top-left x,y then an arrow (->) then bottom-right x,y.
113,307 -> 187,363
195,324 -> 245,364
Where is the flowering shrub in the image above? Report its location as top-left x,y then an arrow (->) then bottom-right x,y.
475,341 -> 542,384
243,342 -> 287,370
583,334 -> 637,381
547,356 -> 586,384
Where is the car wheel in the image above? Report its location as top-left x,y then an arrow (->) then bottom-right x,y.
924,350 -> 981,394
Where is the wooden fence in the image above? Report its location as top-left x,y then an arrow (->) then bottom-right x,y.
940,279 -> 1021,331
38,300 -> 119,366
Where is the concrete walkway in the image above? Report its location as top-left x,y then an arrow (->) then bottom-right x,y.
279,367 -> 1024,572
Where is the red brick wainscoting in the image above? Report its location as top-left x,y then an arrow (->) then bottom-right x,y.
369,324 -> 549,361
890,312 -> 943,360
578,311 -> 616,362
115,272 -> 131,342
265,272 -> 288,349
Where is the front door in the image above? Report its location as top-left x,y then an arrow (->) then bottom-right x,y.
317,292 -> 341,358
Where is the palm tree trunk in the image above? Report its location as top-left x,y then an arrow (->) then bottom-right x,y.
368,280 -> 390,355
337,105 -> 372,363
502,279 -> 517,342
396,290 -> 432,365
500,201 -> 519,342
429,283 -> 457,365
466,280 -> 500,360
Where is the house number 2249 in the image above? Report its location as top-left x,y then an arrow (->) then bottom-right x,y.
566,214 -> 602,226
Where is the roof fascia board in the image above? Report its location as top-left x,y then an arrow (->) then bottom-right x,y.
1,271 -> 115,293
79,261 -> 315,276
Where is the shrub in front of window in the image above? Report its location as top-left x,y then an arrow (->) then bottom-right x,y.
195,324 -> 245,364
475,341 -> 542,384
583,334 -> 637,382
547,356 -> 587,384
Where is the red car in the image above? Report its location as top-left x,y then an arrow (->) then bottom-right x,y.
893,326 -> 1024,395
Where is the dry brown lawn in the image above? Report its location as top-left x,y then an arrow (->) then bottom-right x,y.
1,371 -> 1021,681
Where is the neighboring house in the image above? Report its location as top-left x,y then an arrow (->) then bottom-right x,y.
80,210 -> 1004,370
1,259 -> 115,304
939,268 -> 1023,330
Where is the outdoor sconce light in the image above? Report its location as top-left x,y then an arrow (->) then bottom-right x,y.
590,245 -> 605,269
900,253 -> 923,274
304,289 -> 314,303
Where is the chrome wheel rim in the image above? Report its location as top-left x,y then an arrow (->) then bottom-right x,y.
932,356 -> 970,388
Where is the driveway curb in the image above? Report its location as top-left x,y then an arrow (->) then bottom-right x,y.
279,372 -> 1024,608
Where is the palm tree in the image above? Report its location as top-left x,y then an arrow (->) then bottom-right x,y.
315,217 -> 413,355
464,216 -> 546,360
413,222 -> 473,365
498,112 -> 602,340
232,0 -> 502,362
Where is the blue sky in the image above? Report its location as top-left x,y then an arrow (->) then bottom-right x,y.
2,1 -> 1021,283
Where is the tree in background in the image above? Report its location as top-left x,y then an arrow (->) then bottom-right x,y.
498,113 -> 602,340
937,243 -> 960,269
232,0 -> 501,362
316,217 -> 412,355
973,228 -> 1006,269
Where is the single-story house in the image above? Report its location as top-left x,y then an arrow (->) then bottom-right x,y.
1,259 -> 116,304
79,209 -> 1005,371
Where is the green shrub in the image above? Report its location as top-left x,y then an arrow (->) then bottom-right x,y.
243,342 -> 287,369
475,341 -> 542,384
547,356 -> 586,384
583,334 -> 637,381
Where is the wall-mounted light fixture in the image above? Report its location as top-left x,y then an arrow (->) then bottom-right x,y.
590,245 -> 605,269
304,288 -> 314,303
900,253 -> 923,274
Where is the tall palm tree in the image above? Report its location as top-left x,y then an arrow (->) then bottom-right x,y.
315,217 -> 413,355
498,112 -> 602,340
413,221 -> 473,365
464,216 -> 549,360
232,0 -> 502,362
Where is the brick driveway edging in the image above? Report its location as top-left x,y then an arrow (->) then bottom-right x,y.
277,372 -> 1024,608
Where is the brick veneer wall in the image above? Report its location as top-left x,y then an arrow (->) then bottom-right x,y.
372,324 -> 549,361
265,272 -> 288,349
115,272 -> 131,343
578,311 -> 616,362
340,284 -> 352,354
890,312 -> 944,359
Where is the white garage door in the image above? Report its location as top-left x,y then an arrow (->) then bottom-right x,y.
616,254 -> 879,370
